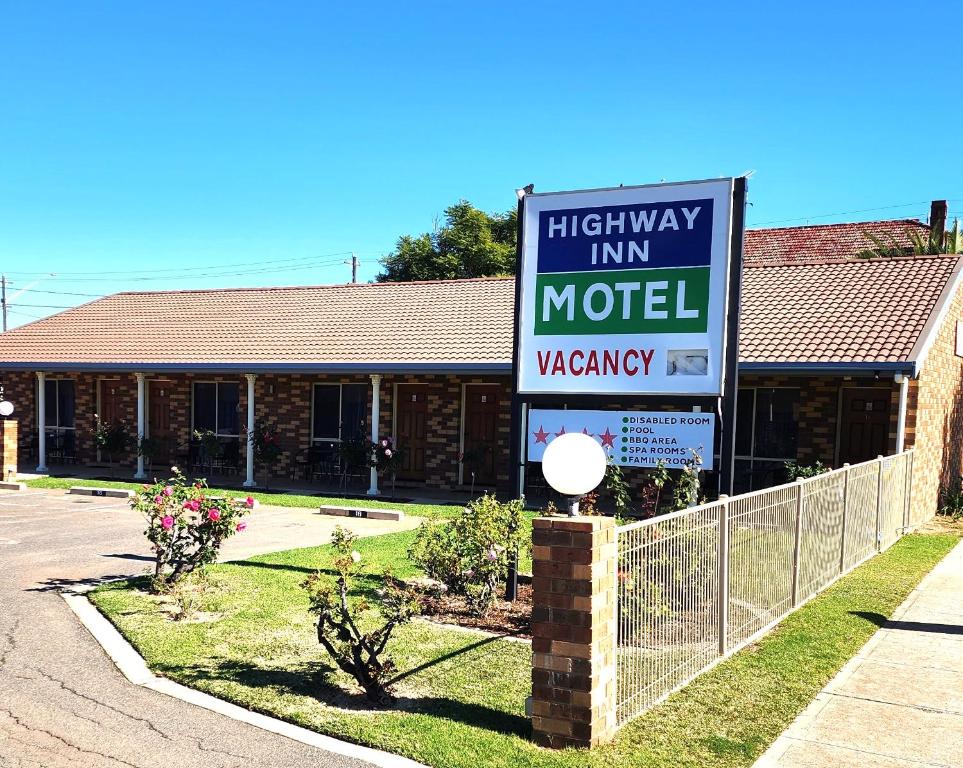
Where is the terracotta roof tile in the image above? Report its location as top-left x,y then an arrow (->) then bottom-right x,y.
0,246 -> 957,370
745,219 -> 931,266
739,255 -> 960,363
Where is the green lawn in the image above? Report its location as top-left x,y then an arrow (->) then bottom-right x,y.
90,525 -> 960,768
26,474 -> 466,520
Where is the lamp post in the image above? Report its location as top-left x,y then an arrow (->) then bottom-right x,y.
541,432 -> 608,515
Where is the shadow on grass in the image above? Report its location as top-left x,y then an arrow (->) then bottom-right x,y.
161,658 -> 529,738
850,610 -> 963,635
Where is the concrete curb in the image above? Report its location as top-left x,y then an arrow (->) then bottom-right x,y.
62,590 -> 427,768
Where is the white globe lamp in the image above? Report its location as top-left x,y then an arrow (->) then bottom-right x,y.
541,432 -> 607,516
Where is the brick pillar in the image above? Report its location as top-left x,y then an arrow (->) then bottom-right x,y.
0,419 -> 18,481
530,516 -> 618,748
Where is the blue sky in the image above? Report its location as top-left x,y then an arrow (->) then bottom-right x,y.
1,1 -> 960,327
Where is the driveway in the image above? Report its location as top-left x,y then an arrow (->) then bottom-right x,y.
0,488 -> 418,768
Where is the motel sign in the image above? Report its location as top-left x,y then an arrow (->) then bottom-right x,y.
516,179 -> 737,396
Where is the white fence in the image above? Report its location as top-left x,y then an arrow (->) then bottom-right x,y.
614,450 -> 917,725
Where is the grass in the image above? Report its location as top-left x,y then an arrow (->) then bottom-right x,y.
90,523 -> 960,768
25,474 -> 467,521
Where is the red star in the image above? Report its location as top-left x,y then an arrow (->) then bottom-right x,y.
554,425 -> 566,438
533,425 -> 550,444
598,427 -> 616,449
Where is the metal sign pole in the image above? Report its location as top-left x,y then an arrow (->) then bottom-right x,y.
718,176 -> 747,496
506,189 -> 528,601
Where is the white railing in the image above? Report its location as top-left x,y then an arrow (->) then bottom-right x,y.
614,450 -> 917,725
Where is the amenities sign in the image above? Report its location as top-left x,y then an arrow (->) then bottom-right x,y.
527,408 -> 715,469
516,179 -> 735,395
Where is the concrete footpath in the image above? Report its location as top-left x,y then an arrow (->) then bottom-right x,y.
755,538 -> 963,768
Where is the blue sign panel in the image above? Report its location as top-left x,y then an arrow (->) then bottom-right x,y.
536,197 -> 714,273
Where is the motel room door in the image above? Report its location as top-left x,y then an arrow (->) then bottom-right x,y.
148,380 -> 172,464
839,388 -> 890,465
462,385 -> 499,486
396,384 -> 428,481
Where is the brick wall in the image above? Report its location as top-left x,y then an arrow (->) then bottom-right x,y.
906,282 -> 963,517
0,369 -> 513,491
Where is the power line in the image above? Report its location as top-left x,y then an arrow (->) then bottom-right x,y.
749,198 -> 963,228
1,249 -> 357,277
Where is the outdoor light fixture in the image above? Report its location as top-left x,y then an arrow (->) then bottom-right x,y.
540,431 -> 607,516
0,387 -> 13,417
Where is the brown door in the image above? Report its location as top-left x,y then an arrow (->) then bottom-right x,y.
463,385 -> 499,485
396,384 -> 428,481
148,381 -> 172,463
98,380 -> 121,425
839,388 -> 890,464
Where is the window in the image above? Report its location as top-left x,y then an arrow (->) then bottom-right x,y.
734,387 -> 800,492
312,383 -> 368,442
44,379 -> 76,430
192,382 -> 239,436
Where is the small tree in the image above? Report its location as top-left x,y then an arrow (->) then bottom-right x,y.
371,437 -> 404,498
137,435 -> 163,472
303,527 -> 420,705
409,494 -> 525,616
132,468 -> 251,588
93,416 -> 133,476
247,421 -> 282,489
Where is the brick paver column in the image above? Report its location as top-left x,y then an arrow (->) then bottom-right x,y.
0,419 -> 18,481
530,515 -> 618,748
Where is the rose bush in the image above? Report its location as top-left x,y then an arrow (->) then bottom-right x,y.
132,468 -> 251,588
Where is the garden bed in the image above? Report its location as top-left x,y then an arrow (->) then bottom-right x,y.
421,583 -> 532,638
90,525 -> 959,768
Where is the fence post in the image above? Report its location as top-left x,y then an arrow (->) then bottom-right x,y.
903,451 -> 913,531
717,496 -> 729,657
530,516 -> 617,749
790,477 -> 805,607
875,455 -> 884,551
839,463 -> 850,575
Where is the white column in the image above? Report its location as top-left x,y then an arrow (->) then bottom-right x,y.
36,372 -> 47,473
244,374 -> 256,488
895,373 -> 910,453
134,372 -> 146,479
367,374 -> 382,496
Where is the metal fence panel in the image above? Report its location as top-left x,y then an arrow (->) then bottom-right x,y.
614,449 -> 920,727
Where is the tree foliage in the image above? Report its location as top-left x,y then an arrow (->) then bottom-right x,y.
377,200 -> 516,282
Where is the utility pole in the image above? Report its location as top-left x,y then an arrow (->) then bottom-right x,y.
1,275 -> 7,332
351,252 -> 358,284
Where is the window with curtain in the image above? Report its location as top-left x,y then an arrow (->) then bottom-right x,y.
43,379 -> 76,429
192,382 -> 240,435
312,383 -> 368,442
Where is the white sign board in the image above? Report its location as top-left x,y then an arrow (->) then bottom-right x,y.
528,408 -> 715,469
516,179 -> 735,395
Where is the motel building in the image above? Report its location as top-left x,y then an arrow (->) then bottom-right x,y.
0,205 -> 961,516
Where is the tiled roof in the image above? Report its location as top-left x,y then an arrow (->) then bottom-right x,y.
745,219 -> 931,266
0,254 -> 958,372
0,278 -> 516,369
739,255 -> 961,364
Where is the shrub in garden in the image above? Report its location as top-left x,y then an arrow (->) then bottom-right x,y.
409,494 -> 525,616
93,416 -> 133,470
371,437 -> 404,498
303,527 -> 420,705
132,468 -> 251,588
247,420 -> 282,487
785,459 -> 830,481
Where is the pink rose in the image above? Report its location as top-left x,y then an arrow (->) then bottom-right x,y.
161,515 -> 174,530
384,449 -> 392,457
381,439 -> 389,447
207,509 -> 221,522
245,496 -> 255,508
162,486 -> 173,497
486,548 -> 498,561
154,495 -> 163,505
190,499 -> 201,511
236,522 -> 247,532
